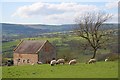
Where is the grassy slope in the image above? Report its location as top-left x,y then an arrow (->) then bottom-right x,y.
0,54 -> 1,79
2,61 -> 118,78
2,35 -> 84,50
2,35 -> 111,63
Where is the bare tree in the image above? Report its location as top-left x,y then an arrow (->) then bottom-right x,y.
74,12 -> 112,59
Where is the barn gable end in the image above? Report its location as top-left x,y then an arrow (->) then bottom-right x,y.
38,41 -> 56,63
13,40 -> 56,65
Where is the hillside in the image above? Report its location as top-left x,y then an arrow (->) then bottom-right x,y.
2,23 -> 74,35
2,23 -> 76,41
0,54 -> 1,65
2,23 -> 118,59
2,23 -> 49,35
2,23 -> 118,36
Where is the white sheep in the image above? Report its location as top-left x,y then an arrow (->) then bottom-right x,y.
37,61 -> 42,64
69,59 -> 77,65
105,57 -> 109,62
88,59 -> 96,64
56,59 -> 65,64
50,60 -> 57,66
105,58 -> 108,62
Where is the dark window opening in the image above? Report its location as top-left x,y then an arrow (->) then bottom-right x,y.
23,60 -> 25,63
17,59 -> 20,62
27,59 -> 30,63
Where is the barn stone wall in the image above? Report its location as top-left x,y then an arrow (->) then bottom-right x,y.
38,41 -> 56,63
13,53 -> 38,65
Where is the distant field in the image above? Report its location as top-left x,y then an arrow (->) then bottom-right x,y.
2,36 -> 86,59
2,35 -> 85,50
2,61 -> 118,78
2,35 -> 111,60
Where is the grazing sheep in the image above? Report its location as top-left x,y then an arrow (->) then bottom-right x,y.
50,60 -> 57,66
37,61 -> 42,64
69,59 -> 77,65
105,57 -> 109,62
56,59 -> 65,64
88,59 -> 96,64
105,58 -> 108,62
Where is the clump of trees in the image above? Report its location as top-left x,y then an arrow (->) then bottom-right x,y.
74,12 -> 112,59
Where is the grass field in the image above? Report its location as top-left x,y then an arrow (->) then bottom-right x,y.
2,35 -> 111,61
2,61 -> 118,78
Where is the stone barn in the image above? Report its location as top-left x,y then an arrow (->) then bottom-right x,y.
13,40 -> 56,65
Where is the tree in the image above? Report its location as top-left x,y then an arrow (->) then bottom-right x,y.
74,12 -> 112,59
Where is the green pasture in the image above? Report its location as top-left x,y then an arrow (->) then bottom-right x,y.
2,61 -> 118,78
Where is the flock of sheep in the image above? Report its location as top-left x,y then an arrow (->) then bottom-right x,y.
36,57 -> 109,66
50,58 -> 77,66
50,58 -> 100,66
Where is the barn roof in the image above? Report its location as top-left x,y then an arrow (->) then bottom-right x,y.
14,40 -> 48,54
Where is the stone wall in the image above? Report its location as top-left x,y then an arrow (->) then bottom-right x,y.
13,53 -> 38,65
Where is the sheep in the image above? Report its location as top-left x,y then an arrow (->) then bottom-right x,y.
37,61 -> 42,64
50,60 -> 57,66
56,59 -> 65,64
69,59 -> 77,65
88,59 -> 96,64
105,57 -> 109,62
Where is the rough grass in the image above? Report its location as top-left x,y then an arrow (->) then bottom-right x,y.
2,61 -> 118,78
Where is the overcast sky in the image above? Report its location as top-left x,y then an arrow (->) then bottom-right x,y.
1,0 -> 119,25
